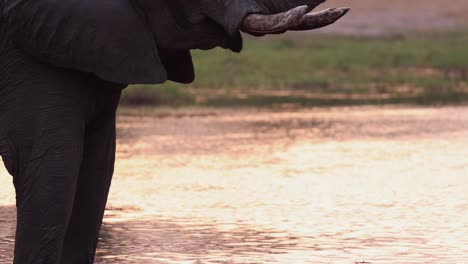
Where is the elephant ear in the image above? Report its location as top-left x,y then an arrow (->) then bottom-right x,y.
8,0 -> 167,84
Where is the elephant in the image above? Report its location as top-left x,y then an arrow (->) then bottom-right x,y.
0,0 -> 348,263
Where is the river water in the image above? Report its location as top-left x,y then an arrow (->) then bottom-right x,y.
1,105 -> 467,263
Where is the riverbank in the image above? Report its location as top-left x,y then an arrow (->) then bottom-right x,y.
122,31 -> 468,107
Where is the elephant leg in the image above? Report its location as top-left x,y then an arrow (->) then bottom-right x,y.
61,89 -> 121,264
11,90 -> 90,264
13,129 -> 85,264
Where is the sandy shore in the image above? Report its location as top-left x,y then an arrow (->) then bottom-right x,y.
312,0 -> 468,36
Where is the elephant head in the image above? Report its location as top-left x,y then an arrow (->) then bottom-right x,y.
6,0 -> 349,84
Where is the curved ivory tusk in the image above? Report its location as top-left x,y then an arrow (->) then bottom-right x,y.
241,5 -> 309,34
291,7 -> 350,31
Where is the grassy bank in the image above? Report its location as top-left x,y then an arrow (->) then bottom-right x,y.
122,31 -> 468,107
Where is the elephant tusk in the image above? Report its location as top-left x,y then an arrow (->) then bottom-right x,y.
241,5 -> 309,35
290,7 -> 351,31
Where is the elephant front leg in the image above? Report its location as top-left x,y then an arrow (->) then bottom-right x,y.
3,68 -> 98,264
12,125 -> 85,264
61,89 -> 121,264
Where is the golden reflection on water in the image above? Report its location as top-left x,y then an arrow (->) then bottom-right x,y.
1,106 -> 468,263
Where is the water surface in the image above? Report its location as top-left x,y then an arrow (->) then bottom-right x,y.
1,106 -> 467,263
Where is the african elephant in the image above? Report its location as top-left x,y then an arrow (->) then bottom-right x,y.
0,0 -> 348,263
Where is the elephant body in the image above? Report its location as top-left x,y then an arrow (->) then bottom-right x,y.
1,15 -> 124,262
0,0 -> 342,263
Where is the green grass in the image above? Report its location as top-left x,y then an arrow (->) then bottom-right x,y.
122,31 -> 468,107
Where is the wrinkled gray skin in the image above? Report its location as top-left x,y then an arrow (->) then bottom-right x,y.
0,0 -> 345,263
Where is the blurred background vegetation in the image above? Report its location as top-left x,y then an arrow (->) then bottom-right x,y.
122,0 -> 468,107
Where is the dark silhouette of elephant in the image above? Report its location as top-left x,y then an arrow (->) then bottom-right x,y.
0,0 -> 348,263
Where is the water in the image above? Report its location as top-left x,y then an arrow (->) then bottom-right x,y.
1,105 -> 467,263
